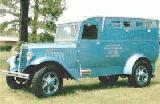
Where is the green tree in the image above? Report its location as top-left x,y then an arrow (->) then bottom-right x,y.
19,0 -> 29,43
39,0 -> 65,32
0,0 -> 65,42
31,0 -> 39,36
0,0 -> 19,36
29,0 -> 65,42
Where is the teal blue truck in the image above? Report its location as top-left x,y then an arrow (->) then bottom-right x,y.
2,17 -> 159,97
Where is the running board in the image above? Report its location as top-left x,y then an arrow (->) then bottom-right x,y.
1,70 -> 29,79
80,69 -> 91,77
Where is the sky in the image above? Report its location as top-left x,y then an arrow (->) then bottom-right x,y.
57,0 -> 160,23
0,0 -> 160,23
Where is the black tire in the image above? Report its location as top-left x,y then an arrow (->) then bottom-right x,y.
6,76 -> 32,89
128,60 -> 152,87
127,75 -> 134,86
32,65 -> 63,98
98,75 -> 119,85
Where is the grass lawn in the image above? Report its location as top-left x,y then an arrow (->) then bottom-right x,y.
0,51 -> 160,104
0,52 -> 13,70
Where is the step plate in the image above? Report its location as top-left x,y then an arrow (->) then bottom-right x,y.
80,69 -> 91,77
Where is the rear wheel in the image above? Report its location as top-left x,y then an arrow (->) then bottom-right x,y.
128,60 -> 152,87
98,75 -> 119,85
32,65 -> 63,98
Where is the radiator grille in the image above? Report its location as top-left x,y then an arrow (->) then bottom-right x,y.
19,48 -> 28,70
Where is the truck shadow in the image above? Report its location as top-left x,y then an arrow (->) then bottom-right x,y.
22,80 -> 129,96
59,80 -> 128,95
23,79 -> 159,97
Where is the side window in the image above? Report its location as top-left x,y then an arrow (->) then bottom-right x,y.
123,21 -> 131,28
145,21 -> 152,31
82,25 -> 98,39
136,22 -> 143,27
112,21 -> 121,27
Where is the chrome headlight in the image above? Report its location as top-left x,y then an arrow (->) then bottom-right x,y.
15,53 -> 20,61
27,51 -> 32,61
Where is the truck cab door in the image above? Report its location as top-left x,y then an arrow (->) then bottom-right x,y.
78,18 -> 103,71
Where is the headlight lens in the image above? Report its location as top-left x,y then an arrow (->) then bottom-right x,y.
27,51 -> 32,61
15,53 -> 20,61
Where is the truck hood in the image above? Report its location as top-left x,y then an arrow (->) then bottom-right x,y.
23,43 -> 76,49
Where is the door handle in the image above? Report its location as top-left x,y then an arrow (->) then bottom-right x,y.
96,41 -> 100,45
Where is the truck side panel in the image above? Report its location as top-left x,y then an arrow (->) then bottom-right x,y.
79,17 -> 159,77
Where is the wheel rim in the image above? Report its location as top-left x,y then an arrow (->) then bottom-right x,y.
42,72 -> 59,95
106,76 -> 113,81
14,77 -> 28,85
135,65 -> 149,85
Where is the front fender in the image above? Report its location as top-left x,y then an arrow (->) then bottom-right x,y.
123,54 -> 146,75
29,57 -> 79,80
7,56 -> 18,72
30,57 -> 61,66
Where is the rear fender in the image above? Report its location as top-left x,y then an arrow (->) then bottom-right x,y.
123,54 -> 148,75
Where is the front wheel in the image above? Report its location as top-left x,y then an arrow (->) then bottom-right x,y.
128,60 -> 152,87
32,65 -> 63,98
6,76 -> 32,89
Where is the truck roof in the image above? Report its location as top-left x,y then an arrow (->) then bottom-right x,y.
57,16 -> 159,25
86,16 -> 158,21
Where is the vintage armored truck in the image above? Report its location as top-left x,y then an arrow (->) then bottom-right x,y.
2,17 -> 159,97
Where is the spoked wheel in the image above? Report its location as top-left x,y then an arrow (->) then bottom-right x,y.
32,65 -> 63,98
128,60 -> 152,87
6,76 -> 32,89
98,75 -> 119,85
42,72 -> 60,95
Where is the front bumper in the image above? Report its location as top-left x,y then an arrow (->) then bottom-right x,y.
0,55 -> 29,79
1,70 -> 29,79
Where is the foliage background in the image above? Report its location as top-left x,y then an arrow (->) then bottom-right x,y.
0,0 -> 65,42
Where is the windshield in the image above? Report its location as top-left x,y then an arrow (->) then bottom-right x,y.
55,23 -> 80,43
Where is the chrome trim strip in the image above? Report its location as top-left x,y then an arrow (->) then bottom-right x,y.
1,70 -> 29,79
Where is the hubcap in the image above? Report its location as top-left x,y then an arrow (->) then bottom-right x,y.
14,77 -> 28,85
135,66 -> 149,85
42,72 -> 59,95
